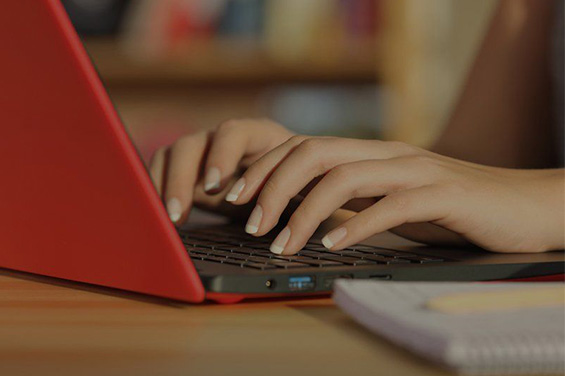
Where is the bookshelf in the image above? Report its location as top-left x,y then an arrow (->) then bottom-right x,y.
84,37 -> 380,86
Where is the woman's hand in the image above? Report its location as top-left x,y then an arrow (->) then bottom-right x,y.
149,119 -> 294,224
224,134 -> 564,255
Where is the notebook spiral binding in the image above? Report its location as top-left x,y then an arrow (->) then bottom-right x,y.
448,334 -> 565,375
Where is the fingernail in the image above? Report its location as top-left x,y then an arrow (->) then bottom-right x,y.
270,227 -> 291,255
245,205 -> 263,234
166,198 -> 182,223
204,167 -> 221,192
322,227 -> 347,249
226,178 -> 245,202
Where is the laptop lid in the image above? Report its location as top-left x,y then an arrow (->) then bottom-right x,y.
0,0 -> 205,302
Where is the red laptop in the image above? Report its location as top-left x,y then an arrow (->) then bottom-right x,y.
1,0 -> 563,304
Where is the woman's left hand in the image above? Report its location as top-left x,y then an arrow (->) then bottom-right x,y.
223,136 -> 564,255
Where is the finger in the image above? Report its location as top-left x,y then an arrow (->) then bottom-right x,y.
252,138 -> 404,236
193,175 -> 257,220
203,119 -> 293,194
295,175 -> 376,212
225,134 -> 309,206
320,185 -> 451,250
164,131 -> 210,225
237,138 -> 419,236
234,138 -> 411,205
148,146 -> 168,197
268,159 -> 430,255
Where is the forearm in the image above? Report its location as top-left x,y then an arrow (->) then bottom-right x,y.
432,0 -> 556,168
530,169 -> 565,251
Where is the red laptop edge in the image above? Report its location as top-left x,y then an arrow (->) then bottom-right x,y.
1,0 -> 206,302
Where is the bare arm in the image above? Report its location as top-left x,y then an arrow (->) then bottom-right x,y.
432,0 -> 557,168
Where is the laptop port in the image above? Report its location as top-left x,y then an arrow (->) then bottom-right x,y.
369,274 -> 392,280
323,274 -> 353,289
288,276 -> 315,292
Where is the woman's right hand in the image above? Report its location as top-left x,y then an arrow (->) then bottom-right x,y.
149,119 -> 296,224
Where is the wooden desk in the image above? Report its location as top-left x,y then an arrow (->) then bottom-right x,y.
0,269 -> 558,376
0,269 -> 449,376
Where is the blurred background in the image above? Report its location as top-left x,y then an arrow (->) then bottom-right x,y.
62,0 -> 497,162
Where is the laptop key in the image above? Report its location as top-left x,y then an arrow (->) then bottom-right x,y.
224,255 -> 249,262
210,239 -> 243,247
270,255 -> 342,267
371,250 -> 406,257
305,240 -> 323,246
352,248 -> 419,258
210,250 -> 235,258
252,251 -> 278,258
347,245 -> 381,251
400,256 -> 445,263
246,256 -> 272,263
334,251 -> 366,258
362,254 -> 410,264
240,242 -> 272,250
319,255 -> 360,265
222,259 -> 246,267
299,259 -> 344,267
202,255 -> 229,263
189,254 -> 206,260
190,248 -> 213,255
297,250 -> 327,259
242,262 -> 277,270
265,259 -> 310,269
230,247 -> 264,255
303,246 -> 331,252
350,259 -> 379,266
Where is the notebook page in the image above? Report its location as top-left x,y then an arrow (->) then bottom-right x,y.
333,281 -> 565,375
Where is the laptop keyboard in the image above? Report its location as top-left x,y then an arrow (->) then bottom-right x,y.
180,227 -> 446,270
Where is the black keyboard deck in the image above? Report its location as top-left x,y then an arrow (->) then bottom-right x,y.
180,227 -> 445,271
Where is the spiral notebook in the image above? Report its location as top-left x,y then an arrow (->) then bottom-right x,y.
333,281 -> 565,375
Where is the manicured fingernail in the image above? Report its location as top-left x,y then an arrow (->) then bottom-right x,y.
204,167 -> 221,192
245,205 -> 263,234
322,227 -> 347,249
226,178 -> 245,202
270,227 -> 291,255
166,198 -> 182,223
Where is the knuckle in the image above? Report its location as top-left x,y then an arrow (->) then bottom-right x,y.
150,146 -> 166,163
172,136 -> 188,150
386,141 -> 412,151
261,179 -> 280,198
388,140 -> 419,155
258,117 -> 276,125
290,204 -> 311,224
383,193 -> 412,212
407,155 -> 440,169
216,119 -> 241,133
154,145 -> 167,155
326,164 -> 359,199
174,131 -> 204,149
298,137 -> 323,155
288,134 -> 309,145
387,140 -> 408,150
326,164 -> 352,182
295,137 -> 328,171
288,203 -> 320,233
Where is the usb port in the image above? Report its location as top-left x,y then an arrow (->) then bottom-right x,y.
288,276 -> 315,291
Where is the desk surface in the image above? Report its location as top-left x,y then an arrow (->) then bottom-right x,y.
1,269 -> 557,376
